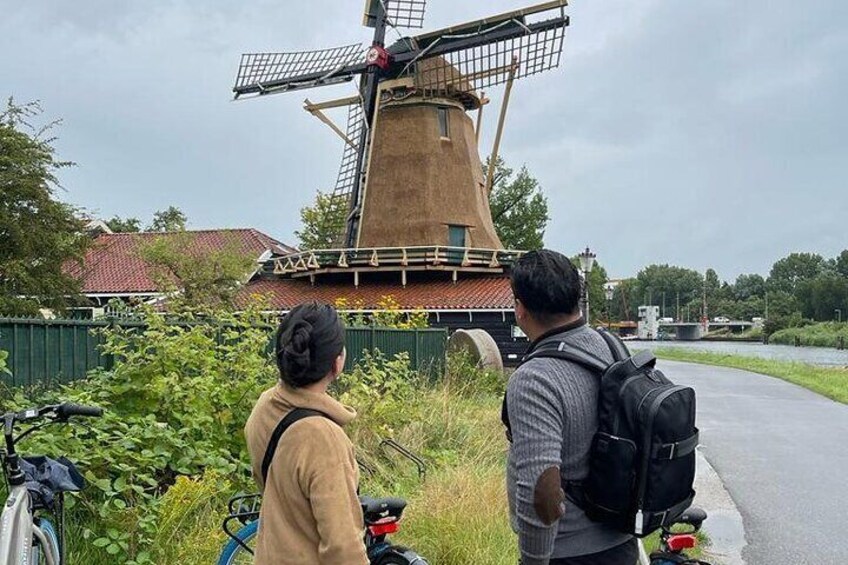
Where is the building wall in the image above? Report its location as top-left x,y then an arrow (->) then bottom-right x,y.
357,100 -> 503,250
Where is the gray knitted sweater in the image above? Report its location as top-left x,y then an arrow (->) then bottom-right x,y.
506,323 -> 632,564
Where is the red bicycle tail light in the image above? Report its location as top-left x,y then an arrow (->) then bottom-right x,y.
667,534 -> 697,551
368,520 -> 399,536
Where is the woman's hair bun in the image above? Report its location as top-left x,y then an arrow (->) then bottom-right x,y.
280,320 -> 313,378
275,301 -> 345,387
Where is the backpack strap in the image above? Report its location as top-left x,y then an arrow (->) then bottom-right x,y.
595,328 -> 631,362
261,407 -> 328,486
521,340 -> 610,375
503,341 -> 611,443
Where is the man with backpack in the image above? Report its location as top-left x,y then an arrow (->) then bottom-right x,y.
504,250 -> 637,564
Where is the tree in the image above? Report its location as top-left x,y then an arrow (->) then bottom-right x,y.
611,278 -> 638,321
568,257 -> 609,324
486,157 -> 549,250
733,274 -> 766,301
834,250 -> 848,278
768,252 -> 825,293
795,273 -> 848,321
587,263 -> 609,324
0,99 -> 90,315
294,191 -> 346,250
704,268 -> 721,304
633,264 -> 704,320
148,206 -> 187,232
105,215 -> 141,233
139,232 -> 256,311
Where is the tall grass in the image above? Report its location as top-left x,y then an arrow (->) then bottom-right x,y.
399,465 -> 518,564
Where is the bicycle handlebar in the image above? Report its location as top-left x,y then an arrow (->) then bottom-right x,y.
55,403 -> 104,420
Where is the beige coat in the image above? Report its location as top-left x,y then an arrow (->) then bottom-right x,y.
245,383 -> 369,565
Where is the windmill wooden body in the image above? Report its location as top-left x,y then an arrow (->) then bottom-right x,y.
233,0 -> 570,283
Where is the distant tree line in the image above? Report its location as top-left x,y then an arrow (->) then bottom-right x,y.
608,251 -> 848,334
106,205 -> 188,233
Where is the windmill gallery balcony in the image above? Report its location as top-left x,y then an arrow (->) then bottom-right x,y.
265,246 -> 526,285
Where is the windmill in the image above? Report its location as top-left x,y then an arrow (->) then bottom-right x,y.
233,1 -> 569,278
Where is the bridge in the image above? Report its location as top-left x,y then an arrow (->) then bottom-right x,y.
658,320 -> 755,341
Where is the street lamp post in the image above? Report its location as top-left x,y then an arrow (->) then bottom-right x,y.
578,247 -> 596,323
604,284 -> 615,331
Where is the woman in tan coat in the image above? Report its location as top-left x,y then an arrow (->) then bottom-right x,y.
245,301 -> 369,564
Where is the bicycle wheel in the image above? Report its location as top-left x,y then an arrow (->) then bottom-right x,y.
33,519 -> 61,565
372,545 -> 429,565
217,520 -> 258,565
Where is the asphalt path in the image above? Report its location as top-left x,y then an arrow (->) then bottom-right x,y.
658,360 -> 848,564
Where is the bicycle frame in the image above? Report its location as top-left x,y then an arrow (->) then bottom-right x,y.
1,402 -> 102,565
0,482 -> 58,565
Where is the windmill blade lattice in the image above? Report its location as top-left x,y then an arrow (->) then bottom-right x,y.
364,0 -> 427,29
319,101 -> 368,247
234,44 -> 364,97
413,20 -> 566,94
386,0 -> 428,29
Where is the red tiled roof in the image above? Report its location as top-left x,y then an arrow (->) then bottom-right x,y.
68,229 -> 295,294
241,275 -> 514,311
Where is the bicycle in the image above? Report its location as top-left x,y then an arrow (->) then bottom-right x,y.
0,402 -> 104,565
218,492 -> 428,564
648,506 -> 712,565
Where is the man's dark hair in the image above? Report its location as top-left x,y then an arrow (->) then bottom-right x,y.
511,249 -> 581,320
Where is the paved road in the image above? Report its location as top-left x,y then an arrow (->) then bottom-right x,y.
659,360 -> 848,564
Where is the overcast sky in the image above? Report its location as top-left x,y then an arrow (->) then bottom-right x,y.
2,0 -> 845,280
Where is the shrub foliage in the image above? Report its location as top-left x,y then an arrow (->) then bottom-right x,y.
1,306 -> 274,563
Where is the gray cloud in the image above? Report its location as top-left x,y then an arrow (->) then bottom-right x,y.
1,0 -> 845,282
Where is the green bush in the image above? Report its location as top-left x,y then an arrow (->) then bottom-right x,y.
336,349 -> 418,439
763,312 -> 813,337
770,321 -> 848,348
0,306 -> 274,564
0,349 -> 9,376
443,349 -> 507,397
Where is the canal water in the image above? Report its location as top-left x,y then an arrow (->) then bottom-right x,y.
633,340 -> 848,367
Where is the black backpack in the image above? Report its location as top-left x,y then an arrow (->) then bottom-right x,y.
261,407 -> 327,485
504,329 -> 698,537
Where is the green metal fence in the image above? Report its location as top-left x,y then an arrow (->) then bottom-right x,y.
0,318 -> 447,388
343,327 -> 447,375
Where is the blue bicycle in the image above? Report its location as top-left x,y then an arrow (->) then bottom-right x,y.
218,492 -> 428,564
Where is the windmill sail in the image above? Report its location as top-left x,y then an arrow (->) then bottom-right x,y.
234,44 -> 364,98
414,24 -> 565,93
393,0 -> 568,94
319,101 -> 368,247
364,0 -> 428,29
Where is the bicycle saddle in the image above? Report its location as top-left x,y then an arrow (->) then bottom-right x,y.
676,506 -> 707,530
359,496 -> 407,523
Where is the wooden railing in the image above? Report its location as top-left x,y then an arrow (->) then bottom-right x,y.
266,246 -> 526,277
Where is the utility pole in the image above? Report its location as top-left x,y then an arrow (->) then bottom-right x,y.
676,292 -> 680,322
662,291 -> 666,318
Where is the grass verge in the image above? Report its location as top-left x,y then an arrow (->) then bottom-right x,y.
654,348 -> 848,404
